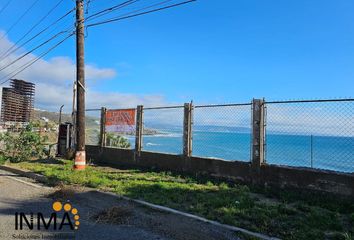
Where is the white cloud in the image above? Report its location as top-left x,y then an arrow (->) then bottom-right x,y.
0,31 -> 352,137
20,56 -> 117,84
34,82 -> 166,111
0,32 -> 168,112
266,103 -> 354,137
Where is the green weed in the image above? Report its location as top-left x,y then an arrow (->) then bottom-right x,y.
10,159 -> 354,240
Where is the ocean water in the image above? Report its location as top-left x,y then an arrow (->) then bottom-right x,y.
125,131 -> 354,173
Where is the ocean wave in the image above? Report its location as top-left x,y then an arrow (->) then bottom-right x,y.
146,133 -> 182,138
146,143 -> 162,146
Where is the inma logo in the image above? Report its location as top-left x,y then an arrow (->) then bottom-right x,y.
15,201 -> 80,231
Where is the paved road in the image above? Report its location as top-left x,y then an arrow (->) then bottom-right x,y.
0,169 -> 240,240
0,169 -> 171,240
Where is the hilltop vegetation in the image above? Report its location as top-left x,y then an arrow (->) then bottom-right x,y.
32,109 -> 99,129
32,109 -> 72,124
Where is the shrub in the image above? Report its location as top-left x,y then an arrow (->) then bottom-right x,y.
0,154 -> 6,165
0,124 -> 45,162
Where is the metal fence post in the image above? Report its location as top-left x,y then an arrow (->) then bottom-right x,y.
135,105 -> 144,158
100,107 -> 107,147
252,99 -> 265,170
183,102 -> 193,157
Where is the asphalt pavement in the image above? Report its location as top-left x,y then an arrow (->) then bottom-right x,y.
0,169 -> 239,240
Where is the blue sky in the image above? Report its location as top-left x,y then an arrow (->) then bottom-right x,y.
0,0 -> 353,109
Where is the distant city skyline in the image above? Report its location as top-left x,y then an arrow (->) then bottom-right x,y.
0,0 -> 353,112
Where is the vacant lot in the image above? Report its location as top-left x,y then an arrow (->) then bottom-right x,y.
7,159 -> 354,240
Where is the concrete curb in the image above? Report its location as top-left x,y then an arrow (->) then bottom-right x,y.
0,164 -> 280,240
0,165 -> 47,182
102,191 -> 280,240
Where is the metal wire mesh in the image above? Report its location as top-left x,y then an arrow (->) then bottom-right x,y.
265,100 -> 354,173
85,109 -> 101,146
142,106 -> 184,154
192,104 -> 252,161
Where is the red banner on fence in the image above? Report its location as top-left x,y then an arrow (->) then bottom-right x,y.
105,109 -> 136,133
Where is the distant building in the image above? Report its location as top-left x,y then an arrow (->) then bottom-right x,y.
1,79 -> 35,124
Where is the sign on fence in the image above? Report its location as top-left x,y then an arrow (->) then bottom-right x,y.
105,109 -> 136,133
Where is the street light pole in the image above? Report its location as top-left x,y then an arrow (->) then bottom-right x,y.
59,105 -> 64,124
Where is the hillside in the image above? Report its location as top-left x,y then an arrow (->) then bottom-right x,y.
32,109 -> 72,124
32,109 -> 100,128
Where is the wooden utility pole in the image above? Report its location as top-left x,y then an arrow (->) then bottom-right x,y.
74,0 -> 86,170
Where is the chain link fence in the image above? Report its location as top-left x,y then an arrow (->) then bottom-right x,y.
85,109 -> 101,146
142,106 -> 184,155
265,99 -> 354,173
192,103 -> 252,161
88,98 -> 353,173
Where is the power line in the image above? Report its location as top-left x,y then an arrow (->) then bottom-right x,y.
0,33 -> 74,85
1,0 -> 65,59
85,0 -> 138,22
84,0 -> 116,10
0,0 -> 197,84
87,0 -> 196,28
85,1 -> 181,23
0,8 -> 75,61
0,0 -> 40,41
0,0 -> 12,16
0,2 -> 74,84
0,29 -> 72,72
25,11 -> 75,51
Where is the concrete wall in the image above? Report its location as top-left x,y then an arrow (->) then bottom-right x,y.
86,145 -> 354,198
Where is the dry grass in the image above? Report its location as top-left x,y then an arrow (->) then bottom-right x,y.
48,183 -> 83,201
93,206 -> 133,225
